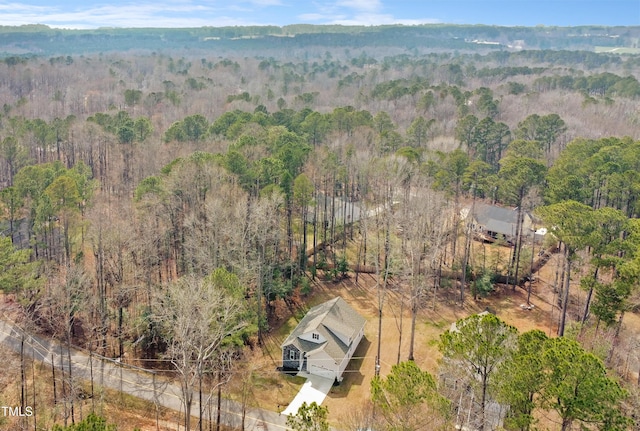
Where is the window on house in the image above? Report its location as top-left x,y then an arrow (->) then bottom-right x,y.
312,333 -> 319,340
289,349 -> 297,360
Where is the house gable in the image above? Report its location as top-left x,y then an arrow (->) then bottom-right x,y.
281,297 -> 366,381
299,331 -> 326,344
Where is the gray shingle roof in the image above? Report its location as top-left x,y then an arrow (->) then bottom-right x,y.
473,203 -> 520,236
281,297 -> 366,363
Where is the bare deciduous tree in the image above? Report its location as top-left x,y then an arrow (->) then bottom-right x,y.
153,273 -> 249,431
399,175 -> 454,361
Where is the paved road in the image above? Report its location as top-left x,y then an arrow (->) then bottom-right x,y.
0,318 -> 290,430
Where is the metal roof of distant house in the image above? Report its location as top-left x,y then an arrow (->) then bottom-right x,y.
281,297 -> 366,363
306,194 -> 362,224
472,203 -> 521,236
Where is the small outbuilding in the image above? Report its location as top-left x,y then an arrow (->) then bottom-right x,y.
281,297 -> 366,383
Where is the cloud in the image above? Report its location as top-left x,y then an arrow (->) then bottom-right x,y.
0,1 -> 269,28
330,13 -> 440,26
0,0 -> 438,28
335,0 -> 382,13
0,3 -> 55,13
297,1 -> 440,26
297,0 -> 440,26
297,13 -> 329,21
248,0 -> 283,5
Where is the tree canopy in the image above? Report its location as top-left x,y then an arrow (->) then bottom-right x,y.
286,402 -> 329,431
371,361 -> 450,431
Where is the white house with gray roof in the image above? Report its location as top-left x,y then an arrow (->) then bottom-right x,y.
281,297 -> 366,382
462,203 -> 536,244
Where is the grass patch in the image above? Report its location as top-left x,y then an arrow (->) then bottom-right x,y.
283,374 -> 307,386
103,384 -> 159,413
246,368 -> 306,411
274,315 -> 299,339
425,319 -> 449,329
253,372 -> 305,389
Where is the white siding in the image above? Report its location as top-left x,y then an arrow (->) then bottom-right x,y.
299,331 -> 326,344
337,326 -> 364,381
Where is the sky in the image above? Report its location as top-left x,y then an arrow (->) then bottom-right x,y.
0,0 -> 638,29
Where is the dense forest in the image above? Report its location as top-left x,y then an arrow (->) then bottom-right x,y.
0,24 -> 640,431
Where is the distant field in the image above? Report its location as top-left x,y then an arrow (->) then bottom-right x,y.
595,46 -> 640,54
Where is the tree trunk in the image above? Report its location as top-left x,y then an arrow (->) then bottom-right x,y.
64,217 -> 71,264
32,355 -> 37,431
90,350 -> 95,413
184,386 -> 192,431
376,299 -> 382,377
21,336 -> 27,431
582,266 -> 599,324
199,367 -> 203,431
118,306 -> 124,358
526,232 -> 536,305
216,371 -> 222,431
363,217 -> 368,267
60,345 -> 67,427
68,336 -> 74,425
614,308 -> 624,340
558,247 -> 572,337
330,173 -> 336,256
323,178 -> 328,245
21,337 -> 25,412
556,244 -> 565,297
480,372 -> 488,431
350,179 -> 356,240
464,185 -> 477,301
451,183 -> 460,267
241,379 -> 247,431
355,225 -> 363,285
396,297 -> 403,364
512,194 -> 525,291
342,188 -> 348,253
208,392 -> 213,431
312,190 -> 318,280
257,242 -> 265,345
375,241 -> 383,378
408,295 -> 417,361
52,353 -> 57,420
95,225 -> 108,355
302,202 -> 308,273
286,199 -> 293,260
461,222 -> 472,303
153,373 -> 160,431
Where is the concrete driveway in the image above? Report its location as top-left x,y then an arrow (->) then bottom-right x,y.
282,373 -> 334,416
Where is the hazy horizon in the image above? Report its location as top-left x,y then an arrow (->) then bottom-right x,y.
1,0 -> 638,30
